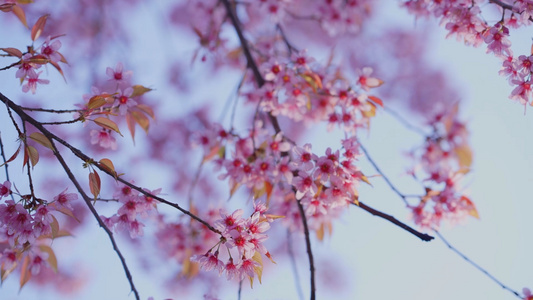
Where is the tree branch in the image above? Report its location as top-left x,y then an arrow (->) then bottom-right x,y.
433,230 -> 522,299
352,201 -> 434,241
296,199 -> 316,300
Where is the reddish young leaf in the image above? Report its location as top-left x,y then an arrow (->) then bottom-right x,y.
49,214 -> 59,238
19,256 -> 31,290
11,5 -> 27,27
0,3 -> 16,12
93,117 -> 123,136
31,14 -> 49,41
368,95 -> 384,107
27,55 -> 49,65
48,202 -> 80,222
0,145 -> 21,168
89,171 -> 101,200
87,95 -> 109,110
1,47 -> 23,58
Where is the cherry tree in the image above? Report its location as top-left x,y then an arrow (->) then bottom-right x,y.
0,0 -> 531,299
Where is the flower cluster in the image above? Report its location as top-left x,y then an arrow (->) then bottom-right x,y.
408,106 -> 477,229
101,183 -> 160,238
76,62 -> 154,150
0,185 -> 78,277
191,204 -> 273,281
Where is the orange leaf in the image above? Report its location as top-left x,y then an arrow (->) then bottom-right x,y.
93,117 -> 122,136
19,256 -> 31,290
25,145 -> 39,167
455,144 -> 473,168
368,95 -> 384,107
17,0 -> 34,4
1,47 -> 23,58
31,14 -> 48,41
130,85 -> 153,97
136,104 -> 155,119
125,114 -> 136,142
29,132 -> 53,150
11,5 -> 27,27
89,171 -> 101,200
461,196 -> 479,219
131,110 -> 150,133
38,245 -> 57,273
87,95 -> 109,110
49,202 -> 80,222
99,158 -> 117,178
49,214 -> 59,238
362,102 -> 377,118
27,54 -> 49,65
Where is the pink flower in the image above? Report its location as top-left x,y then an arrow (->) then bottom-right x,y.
22,71 -> 50,94
106,62 -> 133,83
484,24 -> 512,57
53,188 -> 78,210
15,54 -> 39,79
224,258 -> 241,280
90,129 -> 118,150
114,87 -> 137,115
523,287 -> 533,300
0,181 -> 11,198
40,36 -> 62,63
191,251 -> 224,273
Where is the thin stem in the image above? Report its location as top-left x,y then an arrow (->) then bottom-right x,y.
357,140 -> 409,205
41,117 -> 83,125
433,230 -> 522,299
0,61 -> 21,71
18,106 -> 80,113
383,106 -> 428,137
0,132 -> 15,202
238,279 -> 243,300
47,134 -> 140,300
287,229 -> 305,300
352,201 -> 434,241
276,24 -> 299,54
22,122 -> 36,199
296,199 -> 316,300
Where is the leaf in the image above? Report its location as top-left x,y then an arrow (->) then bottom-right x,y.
265,252 -> 276,264
25,145 -> 39,167
125,114 -> 136,142
362,102 -> 377,118
38,245 -> 57,273
461,196 -> 479,219
49,60 -> 65,80
0,3 -> 16,12
229,182 -> 240,197
252,251 -> 263,285
87,95 -> 108,110
19,256 -> 31,290
31,14 -> 49,41
2,261 -> 18,283
17,0 -> 34,4
316,223 -> 324,241
136,104 -> 155,119
99,158 -> 117,178
130,85 -> 153,97
49,214 -> 59,238
49,202 -> 80,222
264,181 -> 273,207
202,145 -> 220,162
27,54 -> 49,65
131,110 -> 150,133
11,5 -> 27,27
29,132 -> 53,150
455,144 -> 473,168
1,47 -> 23,58
89,171 -> 101,200
368,95 -> 384,107
263,214 -> 285,221
0,145 -> 20,167
93,117 -> 123,136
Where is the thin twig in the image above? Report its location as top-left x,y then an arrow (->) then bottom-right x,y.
357,140 -> 409,205
287,229 -> 305,300
0,61 -> 21,71
352,201 -> 434,241
238,279 -> 243,300
40,117 -> 83,125
0,132 -> 15,202
296,199 -> 316,300
383,106 -> 428,137
433,230 -> 522,299
18,106 -> 80,113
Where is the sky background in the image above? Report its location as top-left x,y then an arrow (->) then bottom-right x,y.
1,1 -> 532,300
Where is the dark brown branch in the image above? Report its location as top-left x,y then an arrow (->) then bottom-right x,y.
19,106 -> 80,113
352,201 -> 434,242
287,229 -> 305,300
0,61 -> 21,71
433,230 -> 522,299
296,199 -> 316,300
46,129 -> 140,300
